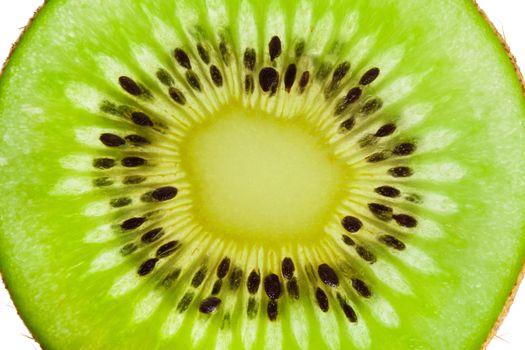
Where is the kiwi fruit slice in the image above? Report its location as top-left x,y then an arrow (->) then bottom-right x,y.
1,0 -> 525,349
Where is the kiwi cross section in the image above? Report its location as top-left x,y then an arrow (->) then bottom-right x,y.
89,22 -> 420,330
2,1 -> 525,350
60,3 -> 456,347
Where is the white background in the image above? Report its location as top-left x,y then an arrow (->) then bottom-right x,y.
0,1 -> 524,349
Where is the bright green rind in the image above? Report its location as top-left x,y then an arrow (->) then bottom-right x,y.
1,0 -> 525,349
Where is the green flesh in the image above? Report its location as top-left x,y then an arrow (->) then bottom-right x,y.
1,0 -> 525,349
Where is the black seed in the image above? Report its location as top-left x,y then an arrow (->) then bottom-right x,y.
173,48 -> 192,69
316,288 -> 329,312
138,258 -> 158,276
197,43 -> 210,64
331,61 -> 351,84
379,235 -> 406,250
287,277 -> 300,299
119,76 -> 142,96
334,87 -> 362,116
93,158 -> 115,169
199,297 -> 221,314
122,157 -> 146,167
393,214 -> 418,228
389,166 -> 413,178
298,71 -> 310,94
169,87 -> 186,105
339,117 -> 355,132
375,186 -> 401,198
267,300 -> 278,321
341,216 -> 362,233
342,234 -> 355,246
247,270 -> 261,294
229,268 -> 243,290
142,191 -> 164,203
244,74 -> 254,94
351,278 -> 372,298
346,87 -> 363,101
247,297 -> 258,319
120,243 -> 137,256
244,48 -> 256,71
316,62 -> 332,81
361,98 -> 383,115
162,269 -> 181,288
284,64 -> 297,93
217,257 -> 231,278
141,228 -> 164,244
156,69 -> 174,86
318,264 -> 339,287
186,71 -> 201,91
259,67 -> 279,95
177,292 -> 194,312
341,301 -> 358,322
121,217 -> 146,230
366,151 -> 390,163
192,267 -> 208,288
100,133 -> 125,147
131,112 -> 154,127
123,175 -> 146,185
295,40 -> 305,57
268,36 -> 282,61
375,123 -> 397,137
125,135 -> 150,145
156,241 -> 180,258
360,67 -> 380,85
93,177 -> 114,187
110,197 -> 132,208
211,280 -> 222,295
368,203 -> 393,221
264,273 -> 282,300
281,257 -> 295,280
210,65 -> 223,87
151,186 -> 178,201
393,143 -> 416,156
356,246 -> 376,263
219,40 -> 230,65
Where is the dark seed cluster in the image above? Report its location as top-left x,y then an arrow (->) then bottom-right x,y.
247,270 -> 261,294
318,264 -> 339,288
199,296 -> 221,314
316,288 -> 329,312
119,76 -> 143,96
264,274 -> 282,300
91,30 -> 420,326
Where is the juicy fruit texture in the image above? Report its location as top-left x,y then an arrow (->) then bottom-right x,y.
1,0 -> 525,349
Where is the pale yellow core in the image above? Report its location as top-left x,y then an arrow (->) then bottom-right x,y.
181,105 -> 345,244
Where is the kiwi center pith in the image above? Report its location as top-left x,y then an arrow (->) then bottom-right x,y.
181,104 -> 345,244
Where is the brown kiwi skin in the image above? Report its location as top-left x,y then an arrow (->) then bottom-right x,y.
0,1 -> 524,350
472,3 -> 525,349
1,2 -> 52,349
0,1 -> 47,75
